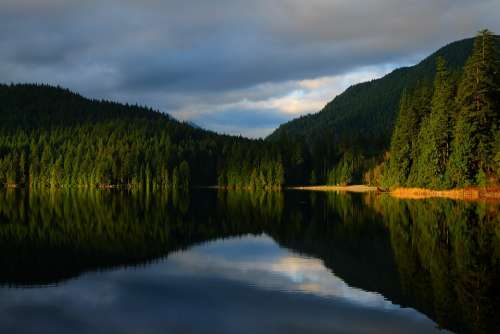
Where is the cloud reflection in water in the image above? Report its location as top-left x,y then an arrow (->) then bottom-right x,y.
0,234 -> 452,334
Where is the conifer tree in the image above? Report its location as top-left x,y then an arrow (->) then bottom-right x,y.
406,84 -> 432,185
383,91 -> 413,186
412,57 -> 456,188
385,84 -> 431,186
448,30 -> 499,186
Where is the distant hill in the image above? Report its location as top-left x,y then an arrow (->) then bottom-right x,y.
267,37 -> 499,156
0,83 -> 179,128
0,84 -> 283,189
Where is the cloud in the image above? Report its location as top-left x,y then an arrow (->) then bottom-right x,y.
170,65 -> 395,137
0,0 -> 499,137
165,234 -> 392,307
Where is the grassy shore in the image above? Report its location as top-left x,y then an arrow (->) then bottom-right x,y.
290,184 -> 500,203
391,186 -> 500,202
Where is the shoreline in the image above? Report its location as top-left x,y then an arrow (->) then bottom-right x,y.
287,185 -> 379,192
290,184 -> 500,203
390,187 -> 500,203
4,183 -> 500,203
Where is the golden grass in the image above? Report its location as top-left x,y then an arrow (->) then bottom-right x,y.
288,184 -> 500,204
391,186 -> 500,203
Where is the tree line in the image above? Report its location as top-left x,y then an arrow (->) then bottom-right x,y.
380,30 -> 499,188
0,84 -> 284,189
268,35 -> 487,186
0,30 -> 498,190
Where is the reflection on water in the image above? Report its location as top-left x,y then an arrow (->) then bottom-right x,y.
167,235 -> 392,307
0,188 -> 498,334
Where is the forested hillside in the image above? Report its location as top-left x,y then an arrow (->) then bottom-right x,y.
269,38 -> 477,148
381,30 -> 499,189
0,84 -> 284,189
0,32 -> 498,189
268,36 -> 500,186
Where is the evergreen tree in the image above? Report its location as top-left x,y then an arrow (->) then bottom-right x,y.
448,30 -> 499,186
384,91 -> 413,186
406,84 -> 432,185
412,57 -> 456,188
384,85 -> 431,186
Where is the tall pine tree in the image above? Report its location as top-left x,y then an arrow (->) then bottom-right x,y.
406,84 -> 432,185
385,84 -> 431,187
447,30 -> 499,186
383,90 -> 412,186
412,57 -> 456,188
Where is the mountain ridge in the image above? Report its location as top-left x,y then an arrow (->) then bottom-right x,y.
266,37 -> 498,156
0,34 -> 497,188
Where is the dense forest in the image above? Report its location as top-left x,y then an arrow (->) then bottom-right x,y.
0,31 -> 498,189
0,85 -> 284,189
269,33 -> 500,187
380,30 -> 500,188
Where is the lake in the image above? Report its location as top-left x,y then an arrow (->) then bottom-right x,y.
0,189 -> 498,334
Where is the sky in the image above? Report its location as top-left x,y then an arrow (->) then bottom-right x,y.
1,1 -> 499,138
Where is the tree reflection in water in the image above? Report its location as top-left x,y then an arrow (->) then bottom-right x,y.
0,188 -> 498,333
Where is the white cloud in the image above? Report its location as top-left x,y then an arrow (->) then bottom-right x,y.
169,64 -> 396,137
165,234 -> 394,308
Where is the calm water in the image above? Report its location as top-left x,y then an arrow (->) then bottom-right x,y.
0,189 -> 498,334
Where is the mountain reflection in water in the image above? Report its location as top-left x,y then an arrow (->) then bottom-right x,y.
0,189 -> 498,334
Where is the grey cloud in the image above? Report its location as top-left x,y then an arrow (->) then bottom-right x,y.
0,0 -> 499,137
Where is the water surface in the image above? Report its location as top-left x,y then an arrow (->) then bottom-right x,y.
0,189 -> 498,333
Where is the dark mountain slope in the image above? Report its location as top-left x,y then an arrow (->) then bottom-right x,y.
0,83 -> 197,135
267,37 -> 495,156
0,84 -> 284,188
